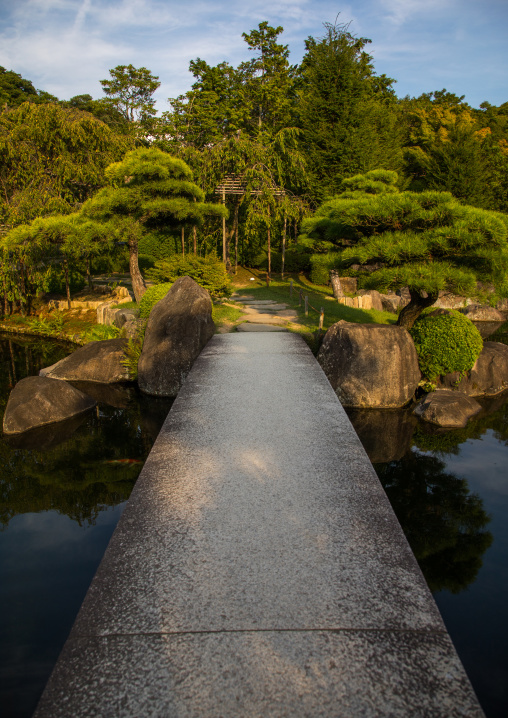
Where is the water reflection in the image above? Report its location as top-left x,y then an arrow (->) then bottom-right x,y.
375,450 -> 492,594
0,334 -> 173,717
347,390 -> 508,718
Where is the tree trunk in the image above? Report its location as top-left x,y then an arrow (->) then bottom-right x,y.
397,289 -> 439,329
19,262 -> 26,316
181,227 -> 185,256
129,239 -> 147,303
267,226 -> 271,277
222,188 -> 227,264
64,258 -> 71,310
282,214 -> 287,279
193,226 -> 197,255
87,257 -> 93,290
233,198 -> 240,274
329,270 -> 343,300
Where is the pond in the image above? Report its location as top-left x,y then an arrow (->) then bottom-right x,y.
347,389 -> 508,718
1,330 -> 507,717
0,334 -> 172,718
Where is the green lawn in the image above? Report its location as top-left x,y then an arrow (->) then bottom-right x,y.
231,274 -> 397,333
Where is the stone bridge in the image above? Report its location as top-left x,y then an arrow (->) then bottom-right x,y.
35,333 -> 483,717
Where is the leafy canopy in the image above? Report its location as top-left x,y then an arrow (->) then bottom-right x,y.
0,101 -> 134,227
100,64 -> 160,124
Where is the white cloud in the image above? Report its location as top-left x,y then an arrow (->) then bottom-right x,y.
0,0 -> 506,110
379,0 -> 456,28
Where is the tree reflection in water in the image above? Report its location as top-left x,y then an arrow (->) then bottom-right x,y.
375,450 -> 492,594
0,334 -> 173,718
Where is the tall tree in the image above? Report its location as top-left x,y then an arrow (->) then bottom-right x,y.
298,20 -> 401,202
100,65 -> 160,128
0,102 -> 134,228
82,147 -> 227,301
239,21 -> 297,135
300,170 -> 508,327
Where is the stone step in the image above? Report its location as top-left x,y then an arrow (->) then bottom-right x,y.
242,304 -> 289,312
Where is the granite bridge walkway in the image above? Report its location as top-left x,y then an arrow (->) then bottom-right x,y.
35,332 -> 483,717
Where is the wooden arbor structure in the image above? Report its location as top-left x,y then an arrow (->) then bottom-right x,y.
214,174 -> 286,275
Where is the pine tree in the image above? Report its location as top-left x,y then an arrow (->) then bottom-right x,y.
81,148 -> 227,301
300,170 -> 508,327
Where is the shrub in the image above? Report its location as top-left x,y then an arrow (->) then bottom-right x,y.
121,335 -> 144,380
138,282 -> 173,318
309,253 -> 341,285
409,310 -> 483,381
146,254 -> 232,298
81,324 -> 120,342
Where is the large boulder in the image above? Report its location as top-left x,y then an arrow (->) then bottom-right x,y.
459,304 -> 505,322
437,341 -> 508,397
414,390 -> 481,428
317,321 -> 421,408
40,339 -> 131,384
137,276 -> 215,397
3,376 -> 96,435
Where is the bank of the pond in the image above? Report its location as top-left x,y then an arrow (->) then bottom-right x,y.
347,390 -> 508,718
0,334 -> 172,718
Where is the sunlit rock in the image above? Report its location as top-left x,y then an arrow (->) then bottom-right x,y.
317,320 -> 421,408
138,276 -> 215,397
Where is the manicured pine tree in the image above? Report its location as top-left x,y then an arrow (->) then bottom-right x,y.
300,170 -> 508,328
82,147 -> 227,301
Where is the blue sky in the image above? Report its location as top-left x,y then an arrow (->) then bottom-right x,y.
0,0 -> 506,112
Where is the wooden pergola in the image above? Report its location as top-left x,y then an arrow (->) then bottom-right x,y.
214,174 -> 286,273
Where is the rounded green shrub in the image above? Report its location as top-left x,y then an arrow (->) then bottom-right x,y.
409,310 -> 483,381
146,254 -> 232,298
138,282 -> 173,318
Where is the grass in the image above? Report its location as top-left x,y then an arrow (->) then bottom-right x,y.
0,307 -> 99,345
212,303 -> 244,327
231,271 -> 397,333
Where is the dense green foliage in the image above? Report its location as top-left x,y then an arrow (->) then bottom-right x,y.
1,18 -> 508,314
409,310 -> 483,381
0,102 -> 134,227
301,170 -> 508,326
82,147 -> 227,301
138,282 -> 173,318
146,254 -> 232,297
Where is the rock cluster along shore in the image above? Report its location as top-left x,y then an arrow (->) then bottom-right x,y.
317,319 -> 508,428
2,277 -> 216,436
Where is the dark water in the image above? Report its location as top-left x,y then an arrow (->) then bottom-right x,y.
1,332 -> 507,717
0,334 -> 172,718
347,391 -> 508,718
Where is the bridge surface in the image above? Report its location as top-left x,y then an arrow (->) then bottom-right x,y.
35,332 -> 483,717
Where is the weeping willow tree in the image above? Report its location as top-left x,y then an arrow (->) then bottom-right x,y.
82,147 -> 227,301
0,102 -> 134,228
300,169 -> 508,327
193,128 -> 310,272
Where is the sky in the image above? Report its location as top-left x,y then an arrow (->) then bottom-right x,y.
0,0 -> 506,113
